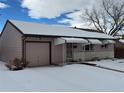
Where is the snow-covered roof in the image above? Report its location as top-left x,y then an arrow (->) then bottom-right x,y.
88,39 -> 102,45
9,20 -> 114,39
54,37 -> 88,45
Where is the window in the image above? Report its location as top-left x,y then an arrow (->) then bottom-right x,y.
101,44 -> 108,48
90,44 -> 93,50
104,44 -> 108,48
85,44 -> 93,51
85,45 -> 90,51
73,44 -> 77,48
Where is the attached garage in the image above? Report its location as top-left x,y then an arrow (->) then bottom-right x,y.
25,41 -> 51,67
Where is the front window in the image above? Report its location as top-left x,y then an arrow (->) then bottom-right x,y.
101,44 -> 108,48
85,44 -> 93,51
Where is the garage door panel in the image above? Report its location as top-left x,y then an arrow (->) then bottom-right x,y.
26,42 -> 50,66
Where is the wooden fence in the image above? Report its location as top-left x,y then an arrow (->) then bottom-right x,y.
115,47 -> 124,58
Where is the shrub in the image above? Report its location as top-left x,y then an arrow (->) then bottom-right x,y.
5,58 -> 28,71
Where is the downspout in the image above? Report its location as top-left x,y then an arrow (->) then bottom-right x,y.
65,40 -> 67,65
72,42 -> 74,61
71,37 -> 74,62
22,36 -> 26,65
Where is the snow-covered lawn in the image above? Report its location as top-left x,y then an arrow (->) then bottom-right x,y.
87,59 -> 124,71
0,61 -> 124,92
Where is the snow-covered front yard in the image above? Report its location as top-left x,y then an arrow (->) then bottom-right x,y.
0,60 -> 124,92
87,59 -> 124,71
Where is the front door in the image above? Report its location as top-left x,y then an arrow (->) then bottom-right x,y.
66,43 -> 73,61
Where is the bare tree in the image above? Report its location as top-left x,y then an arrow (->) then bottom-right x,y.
83,0 -> 124,36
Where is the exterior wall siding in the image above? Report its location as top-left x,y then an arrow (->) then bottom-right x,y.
73,44 -> 114,61
84,51 -> 114,60
0,22 -> 23,62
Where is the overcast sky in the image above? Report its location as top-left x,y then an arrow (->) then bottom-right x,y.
0,0 -> 101,31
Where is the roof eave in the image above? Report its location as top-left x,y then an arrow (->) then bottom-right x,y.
24,34 -> 115,40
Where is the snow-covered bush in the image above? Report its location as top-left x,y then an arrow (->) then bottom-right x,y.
5,58 -> 28,71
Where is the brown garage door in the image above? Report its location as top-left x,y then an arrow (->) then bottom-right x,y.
26,42 -> 50,67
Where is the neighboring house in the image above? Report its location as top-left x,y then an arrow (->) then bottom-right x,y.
0,20 -> 115,67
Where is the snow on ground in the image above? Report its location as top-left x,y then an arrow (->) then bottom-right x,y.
0,61 -> 124,92
87,59 -> 124,71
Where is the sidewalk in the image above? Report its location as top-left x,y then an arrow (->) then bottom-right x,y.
86,59 -> 124,72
